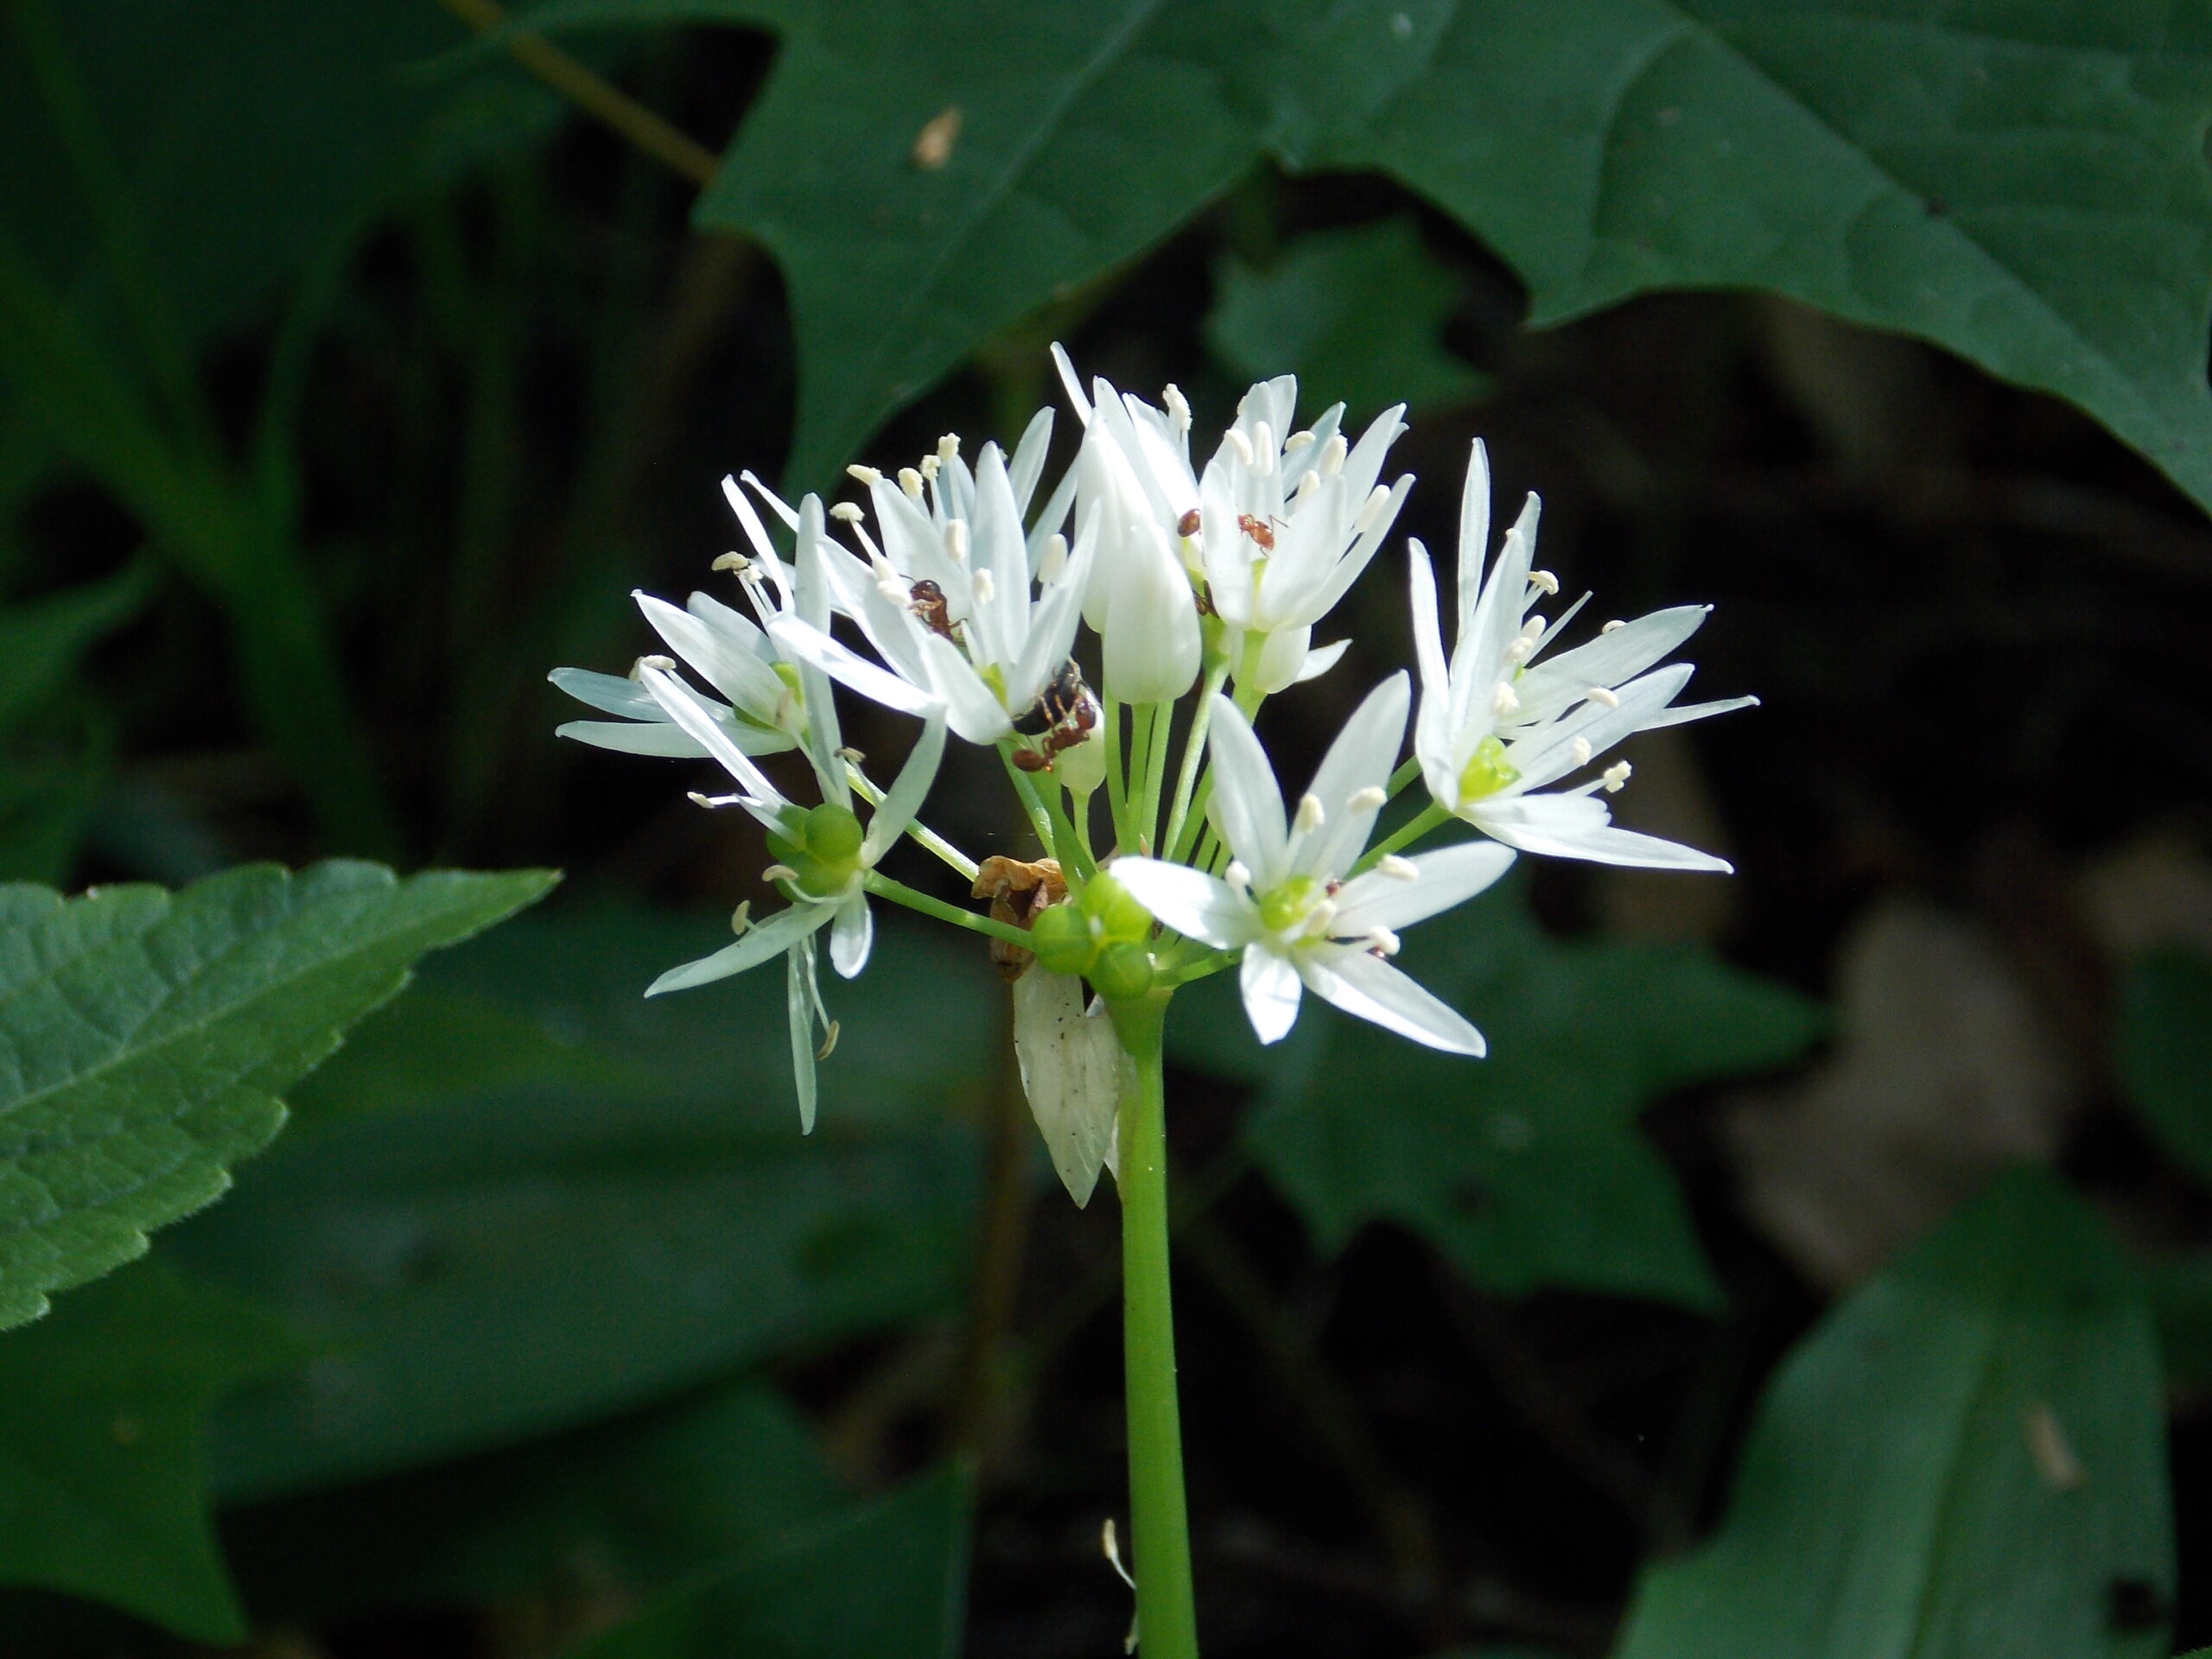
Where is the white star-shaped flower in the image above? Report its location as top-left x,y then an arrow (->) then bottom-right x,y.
1112,675 -> 1515,1054
1410,441 -> 1756,870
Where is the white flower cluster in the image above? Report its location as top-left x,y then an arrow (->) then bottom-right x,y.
554,351 -> 1752,1169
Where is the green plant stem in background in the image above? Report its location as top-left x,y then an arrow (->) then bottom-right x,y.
861,872 -> 1034,951
1357,801 -> 1450,872
1110,990 -> 1200,1659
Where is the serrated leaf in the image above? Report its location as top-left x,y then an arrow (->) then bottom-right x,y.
172,907 -> 989,1502
2119,947 -> 2212,1187
1211,883 -> 1821,1307
0,1261 -> 300,1642
0,860 -> 557,1329
568,1462 -> 971,1659
1614,1169 -> 2173,1659
532,0 -> 2212,513
1208,219 -> 1485,418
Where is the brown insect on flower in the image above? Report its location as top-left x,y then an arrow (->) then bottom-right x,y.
908,579 -> 957,641
1176,508 -> 1202,538
1237,512 -> 1276,551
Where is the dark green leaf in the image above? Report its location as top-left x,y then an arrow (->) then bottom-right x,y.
2119,947 -> 2212,1186
0,860 -> 557,1330
568,1463 -> 971,1659
2145,1251 -> 2212,1390
0,561 -> 152,729
175,908 -> 992,1502
1208,219 -> 1485,418
1615,1169 -> 2173,1659
0,1261 -> 299,1642
1218,883 -> 1821,1307
227,1379 -> 847,1618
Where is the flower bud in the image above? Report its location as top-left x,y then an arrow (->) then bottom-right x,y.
1090,941 -> 1154,1001
1083,873 -> 1152,946
1027,903 -> 1097,977
1250,624 -> 1313,695
1054,728 -> 1107,798
804,803 -> 865,862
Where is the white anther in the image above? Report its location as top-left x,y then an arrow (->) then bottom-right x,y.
919,452 -> 942,481
687,791 -> 726,809
1319,433 -> 1348,475
1163,384 -> 1192,432
898,467 -> 925,499
1039,532 -> 1069,583
1570,735 -> 1592,766
1520,616 -> 1547,642
1599,619 -> 1626,633
1223,427 -> 1255,467
1528,569 -> 1560,595
1367,925 -> 1402,957
1491,681 -> 1521,718
1294,792 -> 1325,835
730,900 -> 753,935
945,519 -> 969,562
1291,471 -> 1319,504
711,550 -> 749,573
877,578 -> 911,604
1285,429 -> 1315,452
1603,760 -> 1632,792
1379,854 -> 1420,881
1586,685 -> 1621,709
937,434 -> 960,464
845,464 -> 882,486
1503,636 -> 1535,665
633,654 -> 677,677
1354,484 -> 1392,534
1252,422 -> 1275,474
836,746 -> 866,763
830,501 -> 865,523
816,1020 -> 842,1060
971,569 -> 996,604
1305,899 -> 1338,936
1224,860 -> 1253,894
762,863 -> 800,884
1347,785 -> 1388,811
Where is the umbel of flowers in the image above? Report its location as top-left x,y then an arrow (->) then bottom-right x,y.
552,350 -> 1752,1659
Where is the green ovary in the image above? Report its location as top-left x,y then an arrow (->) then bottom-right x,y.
1256,874 -> 1321,934
1457,735 -> 1520,803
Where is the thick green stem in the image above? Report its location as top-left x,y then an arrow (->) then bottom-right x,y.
1110,992 -> 1200,1659
862,872 -> 1034,950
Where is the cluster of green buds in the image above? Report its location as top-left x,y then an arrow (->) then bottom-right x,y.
1026,873 -> 1157,1001
763,802 -> 867,899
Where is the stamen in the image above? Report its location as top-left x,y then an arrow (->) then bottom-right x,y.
1306,899 -> 1338,936
1284,429 -> 1315,452
688,791 -> 732,809
1379,854 -> 1419,880
898,467 -> 925,499
845,464 -> 882,486
1586,685 -> 1621,709
1491,681 -> 1521,717
1252,422 -> 1275,474
1367,925 -> 1402,957
1528,569 -> 1560,595
1599,619 -> 1626,633
1294,793 -> 1325,834
945,519 -> 969,562
1570,735 -> 1592,766
762,863 -> 800,883
1224,860 -> 1253,894
1603,760 -> 1632,792
829,502 -> 864,524
1294,471 -> 1321,501
1103,1519 -> 1136,1590
1347,785 -> 1388,811
1039,533 -> 1069,583
729,900 -> 753,935
836,746 -> 867,763
1503,636 -> 1535,665
919,453 -> 942,481
1223,427 -> 1255,467
1163,384 -> 1192,433
971,568 -> 996,604
634,654 -> 677,677
1353,484 -> 1392,533
1319,433 -> 1348,475
711,551 -> 750,573
816,1020 -> 842,1060
1520,616 -> 1547,642
937,434 -> 961,465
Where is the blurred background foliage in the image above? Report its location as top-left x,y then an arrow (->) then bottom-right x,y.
2,1 -> 2212,1656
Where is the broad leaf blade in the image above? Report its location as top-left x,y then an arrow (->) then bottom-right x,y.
1614,1169 -> 2174,1659
0,1262 -> 299,1642
1223,885 -> 1821,1307
0,860 -> 556,1328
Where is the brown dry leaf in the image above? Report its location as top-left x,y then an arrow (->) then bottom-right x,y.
1724,899 -> 2072,1289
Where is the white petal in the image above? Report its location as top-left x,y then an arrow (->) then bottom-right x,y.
1110,856 -> 1254,950
1293,638 -> 1350,683
1291,672 -> 1408,880
916,632 -> 1015,743
769,614 -> 943,720
1007,406 -> 1056,518
1051,341 -> 1093,423
1455,439 -> 1490,645
1512,605 -> 1708,721
1300,946 -> 1486,1057
830,887 -> 874,977
1202,696 -> 1289,884
861,713 -> 945,861
636,592 -> 785,722
551,665 -> 670,721
556,719 -> 707,758
645,901 -> 830,996
1332,840 -> 1516,934
1465,791 -> 1732,873
1637,693 -> 1759,732
787,942 -> 819,1133
639,665 -> 786,810
1241,944 -> 1304,1045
